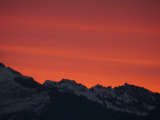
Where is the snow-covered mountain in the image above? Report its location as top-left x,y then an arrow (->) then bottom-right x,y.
44,79 -> 160,116
0,62 -> 160,120
0,63 -> 50,117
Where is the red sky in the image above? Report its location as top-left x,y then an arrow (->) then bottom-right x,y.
0,0 -> 160,92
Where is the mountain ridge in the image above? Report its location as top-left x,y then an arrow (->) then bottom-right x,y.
44,79 -> 159,116
0,62 -> 160,120
0,62 -> 157,93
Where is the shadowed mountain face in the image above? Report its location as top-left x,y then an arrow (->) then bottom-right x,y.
44,79 -> 160,116
0,62 -> 160,120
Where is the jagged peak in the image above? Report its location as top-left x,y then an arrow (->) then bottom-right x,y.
113,82 -> 155,95
59,79 -> 76,84
114,82 -> 132,89
92,84 -> 104,89
91,84 -> 114,91
106,86 -> 114,90
0,62 -> 21,76
124,82 -> 129,86
0,62 -> 5,67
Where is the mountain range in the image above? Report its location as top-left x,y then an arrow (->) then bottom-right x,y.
0,62 -> 160,120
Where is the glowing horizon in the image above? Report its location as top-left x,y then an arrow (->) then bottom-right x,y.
0,0 -> 160,92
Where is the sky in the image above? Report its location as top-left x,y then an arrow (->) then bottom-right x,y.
0,0 -> 160,92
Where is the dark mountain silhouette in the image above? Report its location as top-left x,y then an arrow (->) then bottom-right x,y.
0,62 -> 160,120
144,107 -> 160,120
